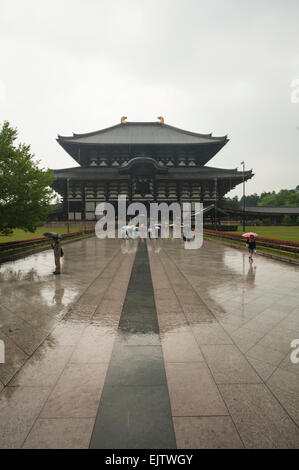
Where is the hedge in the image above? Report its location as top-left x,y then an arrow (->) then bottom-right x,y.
203,225 -> 238,232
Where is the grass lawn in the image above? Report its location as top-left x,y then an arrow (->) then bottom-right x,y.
229,226 -> 299,242
0,226 -> 83,243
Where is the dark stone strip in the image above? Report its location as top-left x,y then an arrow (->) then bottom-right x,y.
90,240 -> 176,449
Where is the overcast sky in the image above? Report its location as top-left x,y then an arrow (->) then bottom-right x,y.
1,0 -> 298,198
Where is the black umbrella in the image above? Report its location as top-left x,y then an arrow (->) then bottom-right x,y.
43,232 -> 63,239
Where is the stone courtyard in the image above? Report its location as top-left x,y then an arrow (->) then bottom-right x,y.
0,236 -> 299,448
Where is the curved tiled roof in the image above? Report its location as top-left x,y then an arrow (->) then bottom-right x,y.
57,122 -> 228,145
52,165 -> 252,181
245,206 -> 299,214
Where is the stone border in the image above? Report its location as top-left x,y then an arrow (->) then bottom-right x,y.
0,234 -> 95,264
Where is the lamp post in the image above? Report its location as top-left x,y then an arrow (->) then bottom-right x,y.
214,177 -> 218,230
67,178 -> 70,233
240,161 -> 245,232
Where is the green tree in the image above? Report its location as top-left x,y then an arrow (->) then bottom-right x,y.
259,193 -> 277,206
259,189 -> 299,207
260,191 -> 275,200
0,121 -> 55,236
221,195 -> 240,209
240,193 -> 260,207
282,215 -> 292,225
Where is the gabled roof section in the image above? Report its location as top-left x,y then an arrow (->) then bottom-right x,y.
57,121 -> 228,145
245,206 -> 299,214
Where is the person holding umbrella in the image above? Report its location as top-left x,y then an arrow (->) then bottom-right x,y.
43,232 -> 63,274
52,238 -> 62,274
242,232 -> 257,262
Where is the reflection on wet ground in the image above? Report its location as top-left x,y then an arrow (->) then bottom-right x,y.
90,241 -> 175,449
151,238 -> 299,449
0,236 -> 299,449
0,238 -> 126,384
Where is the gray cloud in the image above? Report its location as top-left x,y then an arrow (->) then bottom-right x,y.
0,0 -> 298,197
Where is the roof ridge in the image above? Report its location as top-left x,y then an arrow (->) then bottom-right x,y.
204,165 -> 253,173
57,123 -> 123,140
161,123 -> 227,141
50,166 -> 82,171
247,205 -> 299,209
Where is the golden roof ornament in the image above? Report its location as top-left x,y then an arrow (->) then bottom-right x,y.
121,116 -> 127,124
157,116 -> 164,123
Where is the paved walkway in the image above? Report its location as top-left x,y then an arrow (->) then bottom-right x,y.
0,237 -> 298,448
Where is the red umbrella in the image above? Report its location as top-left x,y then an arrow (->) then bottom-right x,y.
242,232 -> 258,238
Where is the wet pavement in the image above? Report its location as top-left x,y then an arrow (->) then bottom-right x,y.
90,241 -> 175,449
0,236 -> 299,448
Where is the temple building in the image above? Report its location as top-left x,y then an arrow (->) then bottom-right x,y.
52,118 -> 253,221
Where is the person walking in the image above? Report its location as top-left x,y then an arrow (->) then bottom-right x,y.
246,235 -> 256,262
52,238 -> 62,274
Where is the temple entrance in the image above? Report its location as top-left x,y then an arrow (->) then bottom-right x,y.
135,177 -> 151,196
